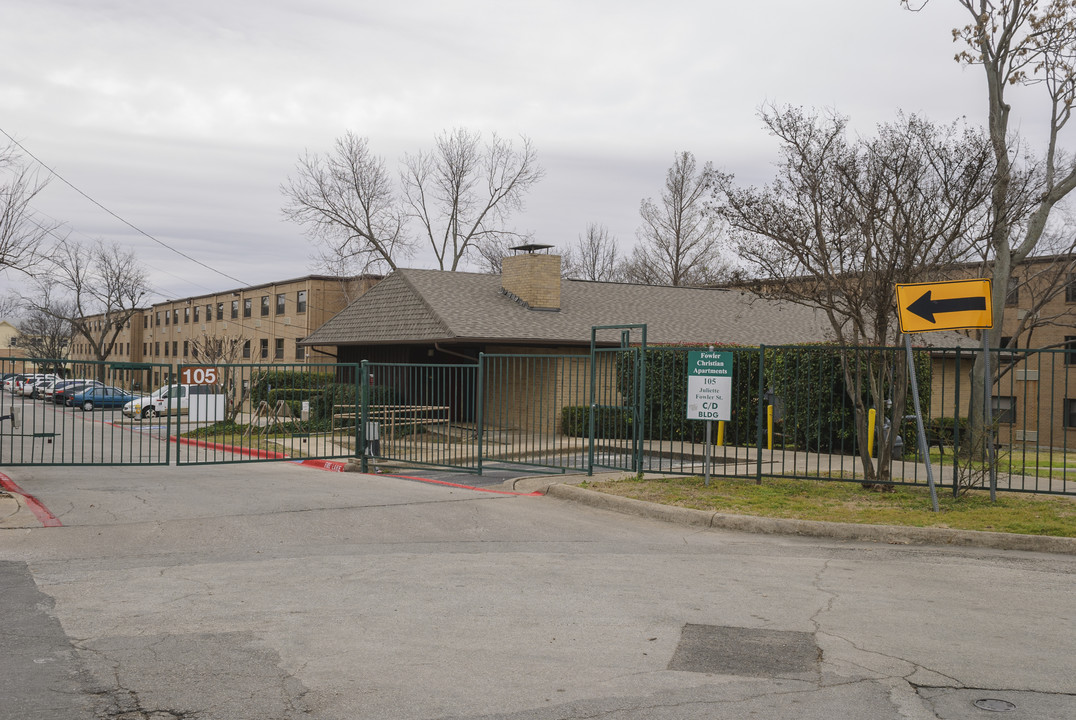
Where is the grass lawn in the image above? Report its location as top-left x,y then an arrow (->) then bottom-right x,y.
581,475 -> 1076,537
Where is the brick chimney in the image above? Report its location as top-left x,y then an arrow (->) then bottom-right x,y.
501,251 -> 561,311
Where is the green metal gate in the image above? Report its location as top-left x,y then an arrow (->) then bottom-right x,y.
355,361 -> 481,473
0,357 -> 173,466
173,362 -> 360,466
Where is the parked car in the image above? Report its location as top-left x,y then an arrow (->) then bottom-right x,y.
3,374 -> 26,392
49,379 -> 100,402
19,374 -> 58,398
25,374 -> 60,399
72,386 -> 137,411
122,384 -> 218,419
57,381 -> 104,407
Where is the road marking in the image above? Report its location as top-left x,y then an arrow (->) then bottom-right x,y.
0,471 -> 62,527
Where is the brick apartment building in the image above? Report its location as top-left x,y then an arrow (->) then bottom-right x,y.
68,274 -> 379,388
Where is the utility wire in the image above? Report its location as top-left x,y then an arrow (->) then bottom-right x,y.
0,126 -> 248,288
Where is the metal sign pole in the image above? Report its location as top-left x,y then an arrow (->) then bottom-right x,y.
905,335 -> 940,512
983,334 -> 997,502
705,420 -> 712,487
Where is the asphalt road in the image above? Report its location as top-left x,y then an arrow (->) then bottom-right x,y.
1,461 -> 1074,720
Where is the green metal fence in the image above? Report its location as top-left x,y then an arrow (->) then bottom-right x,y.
356,360 -> 481,473
0,358 -> 173,466
173,362 -> 360,465
6,344 -> 1075,497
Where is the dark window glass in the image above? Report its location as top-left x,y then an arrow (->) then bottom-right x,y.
297,290 -> 307,313
276,293 -> 286,315
261,296 -> 270,316
244,298 -> 252,317
1065,399 -> 1076,428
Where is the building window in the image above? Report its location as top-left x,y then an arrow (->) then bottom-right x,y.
295,340 -> 305,361
1065,399 -> 1076,428
260,339 -> 269,359
173,309 -> 179,324
156,311 -> 162,326
296,290 -> 307,313
164,341 -> 170,357
231,300 -> 239,319
183,340 -> 189,357
164,310 -> 169,326
276,293 -> 286,315
1067,274 -> 1076,303
143,343 -> 147,356
192,344 -> 199,360
992,396 -> 1016,424
1005,276 -> 1020,307
261,296 -> 270,316
144,316 -> 148,329
194,306 -> 200,323
184,307 -> 190,323
1067,336 -> 1076,366
206,304 -> 212,321
172,341 -> 178,356
243,298 -> 252,318
242,340 -> 251,359
216,303 -> 224,321
274,338 -> 284,359
154,342 -> 160,357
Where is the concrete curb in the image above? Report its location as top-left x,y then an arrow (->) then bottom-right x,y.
541,483 -> 1076,556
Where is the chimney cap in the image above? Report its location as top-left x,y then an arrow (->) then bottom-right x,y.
509,243 -> 554,254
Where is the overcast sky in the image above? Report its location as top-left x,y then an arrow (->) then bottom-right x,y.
1,0 -> 1010,304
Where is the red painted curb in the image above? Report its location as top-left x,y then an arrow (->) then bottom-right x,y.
170,435 -> 288,460
0,471 -> 62,527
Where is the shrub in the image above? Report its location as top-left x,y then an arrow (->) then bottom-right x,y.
561,406 -> 634,439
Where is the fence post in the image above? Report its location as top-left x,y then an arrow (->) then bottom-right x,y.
476,354 -> 484,475
952,346 -> 961,497
359,360 -> 368,474
756,345 -> 765,485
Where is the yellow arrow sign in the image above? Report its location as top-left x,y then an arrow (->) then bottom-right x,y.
896,279 -> 993,333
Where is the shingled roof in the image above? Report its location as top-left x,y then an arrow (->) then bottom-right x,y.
302,268 -> 845,347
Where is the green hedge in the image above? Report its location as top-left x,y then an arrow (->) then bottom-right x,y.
561,406 -> 634,439
561,344 -> 932,453
248,371 -> 396,423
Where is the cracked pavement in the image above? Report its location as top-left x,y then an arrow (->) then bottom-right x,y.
0,462 -> 1073,719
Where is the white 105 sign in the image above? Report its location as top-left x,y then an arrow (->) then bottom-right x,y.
686,351 -> 732,421
180,366 -> 220,385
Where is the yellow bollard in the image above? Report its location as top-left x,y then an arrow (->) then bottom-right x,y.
767,404 -> 773,450
868,407 -> 877,458
717,420 -> 725,447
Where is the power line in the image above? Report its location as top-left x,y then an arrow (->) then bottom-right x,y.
0,126 -> 249,288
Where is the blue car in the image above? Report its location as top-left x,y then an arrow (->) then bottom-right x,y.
72,386 -> 137,411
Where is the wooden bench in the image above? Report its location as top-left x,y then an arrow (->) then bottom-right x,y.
332,405 -> 451,439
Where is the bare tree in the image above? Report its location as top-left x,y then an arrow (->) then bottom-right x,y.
1,141 -> 58,275
190,331 -> 250,421
401,128 -> 544,271
906,0 -> 1076,443
282,132 -> 409,275
28,239 -> 149,379
562,223 -> 622,281
17,304 -> 73,372
284,128 -> 543,274
718,107 -> 996,482
626,151 -> 728,286
472,234 -> 515,274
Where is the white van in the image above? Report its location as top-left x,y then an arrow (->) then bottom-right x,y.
122,384 -> 221,419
